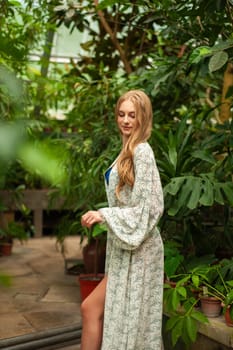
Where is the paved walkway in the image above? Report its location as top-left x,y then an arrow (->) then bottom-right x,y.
0,236 -> 83,349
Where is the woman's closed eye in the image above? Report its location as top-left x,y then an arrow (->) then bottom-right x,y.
118,112 -> 136,119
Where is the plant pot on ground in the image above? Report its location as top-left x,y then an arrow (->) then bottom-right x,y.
0,237 -> 13,256
79,223 -> 107,301
79,273 -> 104,301
0,217 -> 28,256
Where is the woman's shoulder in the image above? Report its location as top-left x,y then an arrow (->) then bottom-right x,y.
134,142 -> 154,156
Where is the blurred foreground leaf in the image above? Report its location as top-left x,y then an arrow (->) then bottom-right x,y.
18,140 -> 68,187
0,65 -> 25,119
0,122 -> 26,161
0,273 -> 11,287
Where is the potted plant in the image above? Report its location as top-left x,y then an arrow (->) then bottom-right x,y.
163,256 -> 230,347
163,262 -> 212,348
200,259 -> 233,326
164,256 -> 233,349
56,210 -> 107,301
164,279 -> 208,347
0,220 -> 28,255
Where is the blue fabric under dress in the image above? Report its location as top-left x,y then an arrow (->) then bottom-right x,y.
104,167 -> 112,185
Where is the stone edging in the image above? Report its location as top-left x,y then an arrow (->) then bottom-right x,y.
0,324 -> 81,350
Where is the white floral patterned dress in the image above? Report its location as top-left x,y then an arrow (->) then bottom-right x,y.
99,142 -> 164,350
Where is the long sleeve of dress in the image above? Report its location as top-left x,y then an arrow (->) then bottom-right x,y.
99,142 -> 164,251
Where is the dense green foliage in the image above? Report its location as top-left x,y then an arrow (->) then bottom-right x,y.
0,0 -> 233,344
1,0 -> 233,244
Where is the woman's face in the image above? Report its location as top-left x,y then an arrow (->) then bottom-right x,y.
117,99 -> 138,142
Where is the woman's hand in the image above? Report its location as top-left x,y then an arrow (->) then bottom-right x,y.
81,210 -> 104,229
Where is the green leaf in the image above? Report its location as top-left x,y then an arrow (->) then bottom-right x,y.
152,71 -> 173,92
209,51 -> 228,72
171,289 -> 180,310
175,114 -> 190,146
0,122 -> 25,161
167,202 -> 180,216
97,0 -> 122,10
92,223 -> 107,237
176,275 -> 191,286
185,316 -> 197,343
165,315 -> 180,331
199,177 -> 214,206
168,132 -> 177,170
187,177 -> 201,210
192,150 -> 216,164
191,310 -> 209,323
211,39 -> 233,52
221,183 -> 233,205
164,289 -> 178,312
177,286 -> 187,298
178,124 -> 193,159
18,140 -> 67,187
80,40 -> 95,52
225,290 -> 233,306
214,184 -> 225,205
164,255 -> 183,277
9,0 -> 21,6
171,318 -> 184,346
170,178 -> 193,214
164,177 -> 186,196
192,274 -> 200,289
189,46 -> 212,64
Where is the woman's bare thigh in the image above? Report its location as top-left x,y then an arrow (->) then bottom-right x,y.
81,275 -> 108,317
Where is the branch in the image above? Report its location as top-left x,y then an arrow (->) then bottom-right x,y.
93,0 -> 132,74
205,87 -> 220,122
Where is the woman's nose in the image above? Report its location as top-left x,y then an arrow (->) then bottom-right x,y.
123,115 -> 129,123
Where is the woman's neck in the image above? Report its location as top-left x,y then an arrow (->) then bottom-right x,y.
122,135 -> 129,146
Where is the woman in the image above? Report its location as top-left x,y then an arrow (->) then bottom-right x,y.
81,90 -> 164,350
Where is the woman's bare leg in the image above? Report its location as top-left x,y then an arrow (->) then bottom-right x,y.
80,276 -> 107,350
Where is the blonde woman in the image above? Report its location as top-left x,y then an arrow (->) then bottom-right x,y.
81,90 -> 164,350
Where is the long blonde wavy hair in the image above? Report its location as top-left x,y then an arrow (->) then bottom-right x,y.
115,90 -> 153,198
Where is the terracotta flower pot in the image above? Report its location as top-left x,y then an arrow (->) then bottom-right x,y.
78,273 -> 104,301
200,296 -> 222,318
0,242 -> 13,256
224,306 -> 233,327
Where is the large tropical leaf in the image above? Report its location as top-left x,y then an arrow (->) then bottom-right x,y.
164,174 -> 233,217
187,177 -> 202,210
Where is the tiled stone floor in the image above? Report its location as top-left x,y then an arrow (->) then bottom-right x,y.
0,236 -> 83,349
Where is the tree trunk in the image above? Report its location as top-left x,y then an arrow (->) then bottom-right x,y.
93,0 -> 132,74
33,27 -> 55,118
220,62 -> 233,123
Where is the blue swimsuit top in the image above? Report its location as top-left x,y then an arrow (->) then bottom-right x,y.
104,167 -> 112,185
